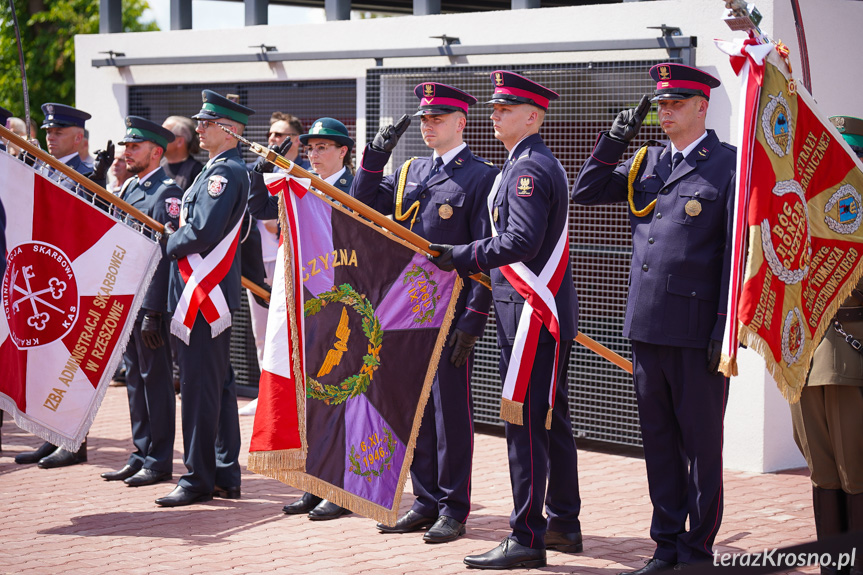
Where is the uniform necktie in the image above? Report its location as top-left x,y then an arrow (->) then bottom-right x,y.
423,156 -> 444,185
672,152 -> 684,171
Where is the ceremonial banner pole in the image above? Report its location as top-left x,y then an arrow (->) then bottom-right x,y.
2,125 -> 271,304
225,127 -> 634,374
0,125 -> 163,231
7,0 -> 32,133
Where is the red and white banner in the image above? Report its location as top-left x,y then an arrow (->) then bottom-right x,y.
247,173 -> 311,471
0,151 -> 161,450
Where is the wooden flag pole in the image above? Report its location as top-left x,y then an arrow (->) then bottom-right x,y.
1,125 -> 277,312
234,130 -> 633,374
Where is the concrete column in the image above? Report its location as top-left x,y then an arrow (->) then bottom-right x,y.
99,0 -> 122,34
170,0 -> 192,30
414,0 -> 441,15
325,0 -> 350,21
245,0 -> 268,26
722,348 -> 806,472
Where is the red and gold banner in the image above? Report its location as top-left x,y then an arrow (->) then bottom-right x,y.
721,42 -> 863,401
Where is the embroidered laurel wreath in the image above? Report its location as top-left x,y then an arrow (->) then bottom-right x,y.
348,427 -> 397,481
304,284 -> 383,405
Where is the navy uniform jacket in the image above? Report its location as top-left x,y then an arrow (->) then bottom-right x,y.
248,164 -> 353,221
572,130 -> 736,348
352,143 -> 497,337
451,134 -> 578,345
166,147 -> 249,313
65,154 -> 92,177
120,166 -> 182,316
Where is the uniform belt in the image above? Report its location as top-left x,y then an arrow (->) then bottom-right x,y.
835,306 -> 863,322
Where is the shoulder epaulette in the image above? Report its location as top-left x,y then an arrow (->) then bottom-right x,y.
214,158 -> 227,164
721,142 -> 738,153
473,156 -> 494,167
163,178 -> 175,185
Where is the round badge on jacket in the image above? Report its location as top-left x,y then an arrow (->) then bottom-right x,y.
685,199 -> 702,217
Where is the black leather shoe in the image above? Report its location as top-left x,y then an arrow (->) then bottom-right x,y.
124,468 -> 172,487
617,558 -> 675,575
673,563 -> 689,571
308,499 -> 351,521
38,441 -> 87,469
213,485 -> 241,499
15,442 -> 57,464
544,530 -> 584,553
155,485 -> 212,507
283,492 -> 322,514
464,538 -> 546,570
376,509 -> 436,533
424,515 -> 466,543
101,464 -> 141,481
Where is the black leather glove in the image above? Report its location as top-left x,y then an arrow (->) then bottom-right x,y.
370,114 -> 412,153
707,339 -> 722,375
448,328 -> 479,368
609,95 -> 651,144
141,312 -> 164,350
254,138 -> 293,174
427,243 -> 455,272
91,140 -> 114,183
158,222 -> 174,247
252,283 -> 271,309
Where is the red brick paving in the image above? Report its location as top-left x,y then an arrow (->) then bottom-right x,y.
0,387 -> 818,574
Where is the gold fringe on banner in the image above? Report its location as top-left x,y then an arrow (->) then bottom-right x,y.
277,275 -> 463,526
499,398 -> 524,426
735,222 -> 863,406
248,448 -> 306,474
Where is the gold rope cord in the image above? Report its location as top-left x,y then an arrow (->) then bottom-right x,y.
627,145 -> 656,217
394,157 -> 421,231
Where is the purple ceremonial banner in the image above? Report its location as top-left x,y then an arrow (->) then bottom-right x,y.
258,187 -> 463,525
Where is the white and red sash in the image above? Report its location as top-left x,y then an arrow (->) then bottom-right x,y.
488,167 -> 570,429
170,178 -> 243,344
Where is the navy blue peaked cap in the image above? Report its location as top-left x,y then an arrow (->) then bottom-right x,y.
41,103 -> 91,129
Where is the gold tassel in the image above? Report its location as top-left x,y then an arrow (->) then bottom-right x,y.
499,398 -> 524,426
545,407 -> 553,430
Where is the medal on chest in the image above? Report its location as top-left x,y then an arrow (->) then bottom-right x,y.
438,204 -> 453,220
685,199 -> 702,217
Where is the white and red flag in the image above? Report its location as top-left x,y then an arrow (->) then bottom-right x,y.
0,151 -> 161,450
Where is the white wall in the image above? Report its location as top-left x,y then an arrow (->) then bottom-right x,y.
75,0 -> 863,473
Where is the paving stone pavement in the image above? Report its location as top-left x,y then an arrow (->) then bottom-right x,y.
0,387 -> 818,574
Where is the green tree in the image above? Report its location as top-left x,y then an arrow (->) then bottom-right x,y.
0,0 -> 158,123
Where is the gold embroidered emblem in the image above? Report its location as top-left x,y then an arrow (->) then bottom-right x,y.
517,176 -> 533,196
659,66 -> 670,80
685,199 -> 702,217
494,72 -> 504,86
438,204 -> 453,219
317,307 -> 351,377
424,84 -> 434,98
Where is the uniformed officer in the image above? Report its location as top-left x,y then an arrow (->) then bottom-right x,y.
155,90 -> 253,507
790,115 -> 863,575
99,116 -> 181,488
351,83 -> 496,543
429,71 -> 582,569
275,117 -> 358,521
572,63 -> 735,573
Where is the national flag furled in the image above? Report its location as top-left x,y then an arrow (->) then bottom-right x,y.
248,173 -> 462,524
719,41 -> 863,401
0,151 -> 161,450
